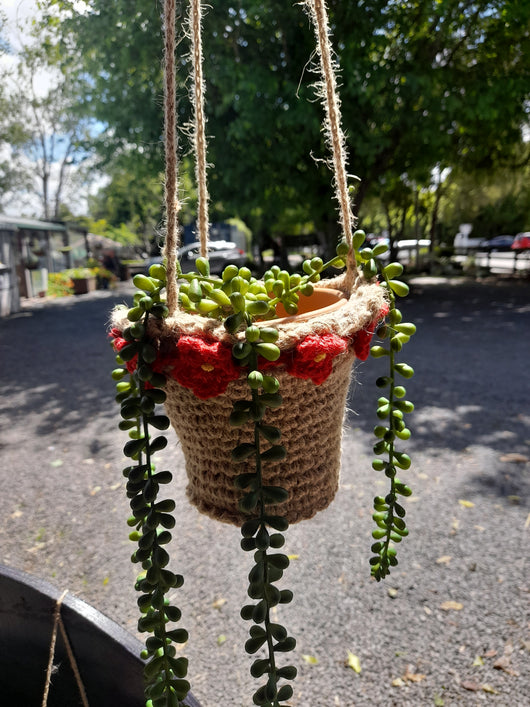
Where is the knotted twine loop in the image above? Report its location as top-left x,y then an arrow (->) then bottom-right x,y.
164,0 -> 210,315
303,0 -> 360,291
42,590 -> 89,707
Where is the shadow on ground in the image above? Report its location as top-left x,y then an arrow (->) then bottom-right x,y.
347,277 -> 530,505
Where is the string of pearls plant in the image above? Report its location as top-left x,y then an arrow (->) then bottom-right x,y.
353,234 -> 416,581
111,232 -> 415,707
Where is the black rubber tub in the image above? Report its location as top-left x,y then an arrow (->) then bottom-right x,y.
0,563 -> 201,706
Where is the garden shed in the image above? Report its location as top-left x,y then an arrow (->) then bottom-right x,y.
0,221 -> 20,317
0,215 -> 88,314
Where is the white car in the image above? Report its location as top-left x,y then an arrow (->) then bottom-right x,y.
145,240 -> 248,275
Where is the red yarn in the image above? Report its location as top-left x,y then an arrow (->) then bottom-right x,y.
109,328 -> 137,373
110,300 -> 391,399
352,304 -> 390,361
286,333 -> 348,385
166,336 -> 241,400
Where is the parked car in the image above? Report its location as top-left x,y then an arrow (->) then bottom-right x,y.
511,232 -> 530,250
478,235 -> 515,252
144,240 -> 249,275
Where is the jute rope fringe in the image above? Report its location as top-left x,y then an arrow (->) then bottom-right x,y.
118,275 -> 385,349
163,0 -> 180,315
42,590 -> 89,707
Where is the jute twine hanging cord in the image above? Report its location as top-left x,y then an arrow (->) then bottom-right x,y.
189,0 -> 210,258
163,0 -> 179,315
163,0 -> 210,314
42,591 -> 89,707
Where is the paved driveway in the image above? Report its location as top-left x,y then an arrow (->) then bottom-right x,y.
0,277 -> 528,706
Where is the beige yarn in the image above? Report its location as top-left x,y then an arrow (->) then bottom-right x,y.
113,273 -> 385,350
165,349 -> 354,525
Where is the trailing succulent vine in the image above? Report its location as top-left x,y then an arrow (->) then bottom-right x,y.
111,233 -> 415,706
230,330 -> 297,707
112,265 -> 191,707
354,231 -> 416,581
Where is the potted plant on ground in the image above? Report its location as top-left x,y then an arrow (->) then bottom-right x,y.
65,267 -> 97,295
109,1 -> 416,705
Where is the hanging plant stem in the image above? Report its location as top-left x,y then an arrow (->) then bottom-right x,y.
229,318 -> 296,707
112,267 -> 190,707
354,232 -> 416,580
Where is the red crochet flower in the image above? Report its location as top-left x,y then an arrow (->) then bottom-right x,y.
286,333 -> 348,385
166,336 -> 241,400
109,327 -> 137,373
351,304 -> 390,361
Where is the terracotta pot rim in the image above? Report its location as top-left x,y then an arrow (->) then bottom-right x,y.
263,287 -> 347,326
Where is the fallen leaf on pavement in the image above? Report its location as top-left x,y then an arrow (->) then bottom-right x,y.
458,499 -> 474,508
499,453 -> 528,463
212,597 -> 227,610
217,634 -> 226,646
402,665 -> 426,683
392,677 -> 405,687
472,655 -> 484,667
461,680 -> 481,691
50,459 -> 63,467
440,600 -> 463,611
345,651 -> 361,673
483,649 -> 497,658
27,542 -> 46,553
436,555 -> 452,565
493,654 -> 519,676
387,587 -> 398,598
302,654 -> 319,665
493,654 -> 518,676
482,684 -> 499,694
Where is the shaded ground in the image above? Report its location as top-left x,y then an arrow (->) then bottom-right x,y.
0,277 -> 528,706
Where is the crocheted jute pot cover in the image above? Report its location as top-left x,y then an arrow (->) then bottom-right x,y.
112,274 -> 386,526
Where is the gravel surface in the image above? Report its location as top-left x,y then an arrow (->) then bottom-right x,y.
0,276 -> 528,707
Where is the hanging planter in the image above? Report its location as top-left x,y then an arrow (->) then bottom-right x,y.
112,278 -> 386,526
109,1 -> 416,706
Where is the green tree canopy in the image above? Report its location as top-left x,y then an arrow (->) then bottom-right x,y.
43,0 -> 530,243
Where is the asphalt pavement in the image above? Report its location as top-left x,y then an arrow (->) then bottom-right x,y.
0,276 -> 528,706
